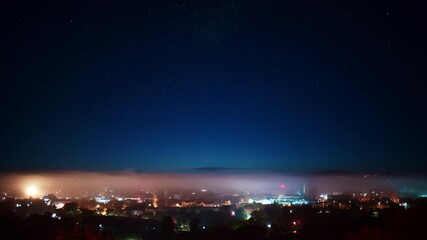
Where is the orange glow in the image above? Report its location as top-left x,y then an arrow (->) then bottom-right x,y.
25,185 -> 39,198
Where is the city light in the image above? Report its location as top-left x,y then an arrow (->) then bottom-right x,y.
25,185 -> 39,198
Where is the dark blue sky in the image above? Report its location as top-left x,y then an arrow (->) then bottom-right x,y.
1,0 -> 426,174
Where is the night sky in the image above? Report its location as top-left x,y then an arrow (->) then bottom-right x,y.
1,0 -> 426,174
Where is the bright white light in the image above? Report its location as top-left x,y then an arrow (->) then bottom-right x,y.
55,202 -> 65,209
25,185 -> 39,197
402,202 -> 409,209
267,224 -> 271,228
320,194 -> 328,200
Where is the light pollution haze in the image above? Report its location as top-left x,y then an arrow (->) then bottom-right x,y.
1,171 -> 426,198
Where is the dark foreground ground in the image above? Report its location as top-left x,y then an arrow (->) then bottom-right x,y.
1,199 -> 427,240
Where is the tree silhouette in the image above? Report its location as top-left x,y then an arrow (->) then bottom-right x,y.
190,218 -> 201,232
249,210 -> 266,226
161,215 -> 175,236
63,202 -> 78,217
235,208 -> 248,220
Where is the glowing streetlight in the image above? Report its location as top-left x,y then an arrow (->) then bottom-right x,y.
25,185 -> 39,198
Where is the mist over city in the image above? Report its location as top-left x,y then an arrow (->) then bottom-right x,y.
1,171 -> 427,198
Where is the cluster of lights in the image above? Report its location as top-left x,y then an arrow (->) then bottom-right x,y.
95,197 -> 110,204
51,213 -> 61,220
